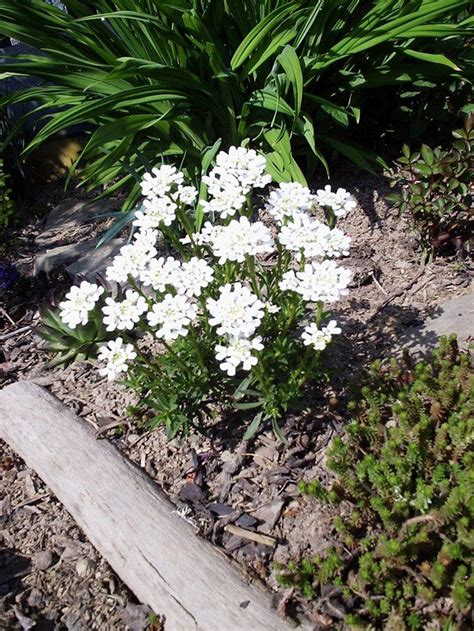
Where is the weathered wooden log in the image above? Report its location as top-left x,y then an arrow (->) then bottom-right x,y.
0,382 -> 302,630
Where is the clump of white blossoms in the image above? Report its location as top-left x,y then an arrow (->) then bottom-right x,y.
147,294 -> 198,341
302,320 -> 342,351
52,145 -> 356,438
208,216 -> 274,263
98,337 -> 137,381
315,184 -> 357,218
59,281 -> 104,329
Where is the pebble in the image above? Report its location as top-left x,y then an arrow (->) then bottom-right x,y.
75,557 -> 95,578
27,588 -> 45,609
33,550 -> 53,571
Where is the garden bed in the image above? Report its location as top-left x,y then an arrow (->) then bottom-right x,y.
1,169 -> 472,627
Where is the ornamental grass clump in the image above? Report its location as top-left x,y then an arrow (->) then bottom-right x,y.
40,146 -> 354,439
277,336 -> 473,628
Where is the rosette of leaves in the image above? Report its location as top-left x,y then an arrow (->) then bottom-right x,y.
386,109 -> 473,261
278,336 -> 473,629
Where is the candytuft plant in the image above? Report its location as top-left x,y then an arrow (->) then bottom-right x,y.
386,110 -> 473,260
39,146 -> 355,439
278,336 -> 473,628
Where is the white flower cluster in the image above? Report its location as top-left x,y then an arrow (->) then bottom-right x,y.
98,337 -> 137,381
102,290 -> 148,332
59,281 -> 104,329
202,146 -> 271,218
206,216 -> 274,263
301,320 -> 341,351
315,185 -> 357,218
266,182 -> 315,224
278,213 -> 351,259
207,283 -> 265,375
280,260 -> 351,303
147,293 -> 198,341
106,229 -> 158,283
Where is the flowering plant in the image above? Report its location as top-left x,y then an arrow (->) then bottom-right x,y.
40,147 -> 355,439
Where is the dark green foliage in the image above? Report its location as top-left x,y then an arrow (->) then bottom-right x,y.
386,110 -> 473,260
0,0 -> 472,213
278,336 -> 473,629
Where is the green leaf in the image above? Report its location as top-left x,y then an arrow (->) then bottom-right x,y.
420,144 -> 435,167
402,49 -> 461,72
277,45 -> 303,118
243,412 -> 264,440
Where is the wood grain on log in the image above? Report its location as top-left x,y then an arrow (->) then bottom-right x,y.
0,382 -> 299,630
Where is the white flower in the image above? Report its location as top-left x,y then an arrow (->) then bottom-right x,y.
102,290 -> 148,331
278,214 -> 351,259
279,270 -> 300,293
175,257 -> 214,297
209,216 -> 274,263
280,260 -> 351,303
98,337 -> 137,381
206,282 -> 264,338
106,231 -> 157,283
301,320 -> 341,350
133,196 -> 177,229
139,256 -> 181,292
140,165 -> 184,199
147,294 -> 198,341
321,226 -> 351,258
59,281 -> 104,329
173,185 -> 198,206
315,185 -> 356,218
215,336 -> 264,376
180,221 -> 220,246
266,182 -> 315,224
265,301 -> 280,314
200,182 -> 247,219
213,146 -> 271,192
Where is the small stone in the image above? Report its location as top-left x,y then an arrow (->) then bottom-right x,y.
253,500 -> 285,532
33,550 -> 53,571
75,557 -> 94,578
27,588 -> 44,609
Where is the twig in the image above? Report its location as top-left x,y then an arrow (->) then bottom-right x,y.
0,325 -> 32,342
0,307 -> 15,326
95,418 -> 125,438
13,492 -> 51,510
126,430 -> 153,450
400,513 -> 437,534
370,272 -> 388,296
224,524 -> 276,546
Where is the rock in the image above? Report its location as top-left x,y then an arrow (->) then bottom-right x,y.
75,557 -> 94,578
253,500 -> 285,533
33,550 -> 53,571
396,292 -> 473,357
65,238 -> 124,280
36,198 -> 118,246
119,604 -> 154,631
34,238 -> 124,279
27,588 -> 45,609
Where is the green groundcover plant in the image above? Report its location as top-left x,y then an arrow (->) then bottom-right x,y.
0,0 -> 472,214
386,109 -> 473,261
39,146 -> 356,439
278,336 -> 473,629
